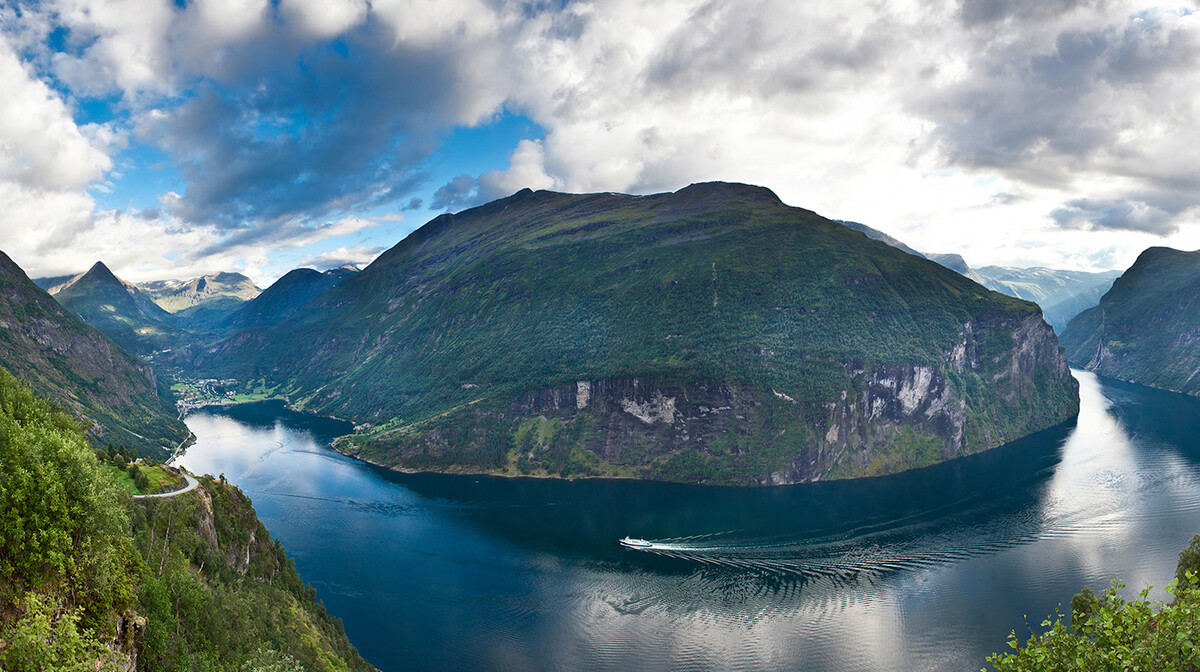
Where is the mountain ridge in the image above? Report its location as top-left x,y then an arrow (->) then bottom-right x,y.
53,261 -> 180,357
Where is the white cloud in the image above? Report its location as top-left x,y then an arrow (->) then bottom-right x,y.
0,37 -> 113,190
279,0 -> 368,39
50,0 -> 176,97
478,139 -> 559,200
295,245 -> 384,271
371,0 -> 501,46
4,0 -> 1200,278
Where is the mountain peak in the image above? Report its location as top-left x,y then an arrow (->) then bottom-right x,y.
82,261 -> 121,285
671,182 -> 784,209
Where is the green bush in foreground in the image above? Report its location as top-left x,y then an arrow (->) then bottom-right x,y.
987,573 -> 1200,671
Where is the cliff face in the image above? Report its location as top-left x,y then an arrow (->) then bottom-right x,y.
1062,247 -> 1200,395
341,311 -> 1075,485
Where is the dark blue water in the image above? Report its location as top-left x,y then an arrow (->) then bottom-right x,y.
175,371 -> 1200,671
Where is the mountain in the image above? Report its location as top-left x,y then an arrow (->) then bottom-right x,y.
974,266 -> 1121,333
837,220 -> 926,258
53,261 -> 180,356
140,271 -> 261,312
0,251 -> 189,458
225,266 -> 358,329
1061,247 -> 1200,394
927,253 -> 988,285
830,222 -> 1116,332
31,273 -> 78,292
200,182 -> 1078,485
137,271 -> 261,330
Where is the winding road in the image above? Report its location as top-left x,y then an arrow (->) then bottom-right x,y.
133,473 -> 199,499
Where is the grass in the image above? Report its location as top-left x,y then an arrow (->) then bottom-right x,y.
106,463 -> 184,495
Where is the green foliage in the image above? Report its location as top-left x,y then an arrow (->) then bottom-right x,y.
129,477 -> 374,672
0,370 -> 375,672
987,577 -> 1200,671
0,366 -> 136,628
1176,533 -> 1200,590
0,593 -> 127,672
1068,586 -> 1096,627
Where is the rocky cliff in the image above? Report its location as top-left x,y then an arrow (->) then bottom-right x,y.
340,311 -> 1075,484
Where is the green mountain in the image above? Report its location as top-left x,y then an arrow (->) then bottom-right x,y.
53,261 -> 181,357
837,220 -> 926,258
225,267 -> 357,329
974,266 -> 1121,334
1061,247 -> 1200,394
0,251 -> 188,459
199,182 -> 1078,485
0,368 -> 376,672
830,222 -> 1118,333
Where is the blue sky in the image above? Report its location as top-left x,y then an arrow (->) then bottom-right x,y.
1,1 -> 1199,286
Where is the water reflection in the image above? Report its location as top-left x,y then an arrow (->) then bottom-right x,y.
174,372 -> 1200,672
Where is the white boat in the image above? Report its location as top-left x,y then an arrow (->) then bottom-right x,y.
620,537 -> 653,548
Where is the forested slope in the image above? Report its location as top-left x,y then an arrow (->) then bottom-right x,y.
0,367 -> 376,672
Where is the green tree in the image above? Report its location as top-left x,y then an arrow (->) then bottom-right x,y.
1175,533 -> 1200,590
0,593 -> 127,672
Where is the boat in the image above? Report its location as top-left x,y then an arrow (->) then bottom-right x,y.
620,537 -> 653,548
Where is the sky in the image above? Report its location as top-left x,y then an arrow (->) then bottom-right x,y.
1,0 -> 1199,287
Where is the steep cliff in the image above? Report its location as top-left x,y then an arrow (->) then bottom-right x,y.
202,182 -> 1079,485
340,311 -> 1074,484
1062,246 -> 1200,394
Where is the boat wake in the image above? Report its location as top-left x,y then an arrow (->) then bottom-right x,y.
616,501 -> 1130,584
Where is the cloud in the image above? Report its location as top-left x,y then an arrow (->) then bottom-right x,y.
913,6 -> 1200,233
0,36 -> 113,190
279,0 -> 368,39
1050,196 -> 1183,235
431,174 -> 477,211
432,139 -> 559,211
4,0 -> 1200,279
295,244 -> 384,271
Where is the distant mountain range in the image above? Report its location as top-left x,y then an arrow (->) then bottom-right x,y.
139,272 -> 262,312
837,220 -> 1120,333
0,252 -> 189,458
34,264 -> 360,349
190,182 -> 1078,485
1062,247 -> 1200,395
